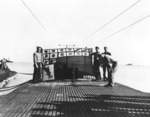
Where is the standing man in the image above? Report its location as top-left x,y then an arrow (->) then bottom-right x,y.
0,58 -> 9,71
102,46 -> 111,81
104,56 -> 117,87
33,46 -> 44,82
91,46 -> 102,81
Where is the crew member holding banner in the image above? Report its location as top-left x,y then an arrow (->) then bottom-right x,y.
33,46 -> 44,82
91,46 -> 102,81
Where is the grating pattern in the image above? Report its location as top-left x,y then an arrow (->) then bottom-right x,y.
0,82 -> 150,117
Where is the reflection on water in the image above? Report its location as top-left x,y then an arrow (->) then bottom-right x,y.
7,62 -> 150,93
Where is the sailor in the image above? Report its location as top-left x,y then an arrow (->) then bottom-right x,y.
91,46 -> 102,81
0,58 -> 9,71
33,46 -> 44,82
104,55 -> 117,87
102,46 -> 111,81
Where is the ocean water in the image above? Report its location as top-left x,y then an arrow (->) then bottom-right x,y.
7,62 -> 150,93
7,62 -> 33,74
115,65 -> 150,93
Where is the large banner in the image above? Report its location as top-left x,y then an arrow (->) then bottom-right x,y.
44,47 -> 93,64
43,47 -> 93,80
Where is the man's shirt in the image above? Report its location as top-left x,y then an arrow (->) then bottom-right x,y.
102,51 -> 111,56
102,51 -> 111,65
91,52 -> 102,66
33,52 -> 43,63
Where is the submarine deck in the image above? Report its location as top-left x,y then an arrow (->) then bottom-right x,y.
0,80 -> 150,117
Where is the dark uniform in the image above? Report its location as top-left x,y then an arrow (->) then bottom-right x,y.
104,56 -> 117,87
91,52 -> 102,80
102,51 -> 111,81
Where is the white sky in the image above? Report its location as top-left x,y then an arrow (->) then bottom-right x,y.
0,0 -> 150,65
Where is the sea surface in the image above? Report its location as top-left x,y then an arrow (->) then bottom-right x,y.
115,65 -> 150,93
8,62 -> 33,74
7,62 -> 150,93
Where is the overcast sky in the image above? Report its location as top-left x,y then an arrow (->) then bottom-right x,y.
0,0 -> 150,65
